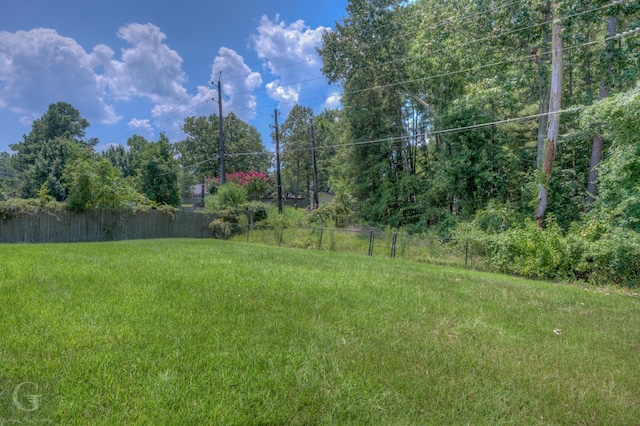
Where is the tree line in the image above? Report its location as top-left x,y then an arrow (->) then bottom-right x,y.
317,0 -> 640,233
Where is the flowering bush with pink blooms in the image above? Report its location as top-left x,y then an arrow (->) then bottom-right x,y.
225,171 -> 273,201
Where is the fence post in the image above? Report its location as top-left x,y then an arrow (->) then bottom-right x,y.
318,228 -> 323,250
391,233 -> 398,258
465,240 -> 469,268
368,230 -> 374,256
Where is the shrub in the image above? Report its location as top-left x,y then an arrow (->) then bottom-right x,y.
566,219 -> 640,286
208,218 -> 241,240
226,171 -> 273,201
258,205 -> 309,228
64,158 -> 149,212
244,201 -> 268,224
485,217 -> 568,280
307,200 -> 354,227
205,183 -> 247,211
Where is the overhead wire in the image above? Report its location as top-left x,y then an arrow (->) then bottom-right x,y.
77,0 -> 638,153
155,106 -> 583,178
154,17 -> 640,177
248,28 -> 640,114
93,0 -> 536,142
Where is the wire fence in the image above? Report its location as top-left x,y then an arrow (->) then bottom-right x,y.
237,224 -> 490,270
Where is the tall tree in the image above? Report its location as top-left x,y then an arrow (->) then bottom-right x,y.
535,4 -> 563,227
587,11 -> 617,205
0,152 -> 20,200
320,0 -> 413,224
10,102 -> 95,200
175,112 -> 270,181
64,154 -> 147,212
279,105 -> 314,204
102,145 -> 135,178
138,133 -> 181,206
582,86 -> 640,231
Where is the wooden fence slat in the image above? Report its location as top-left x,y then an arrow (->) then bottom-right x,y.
0,209 -> 214,243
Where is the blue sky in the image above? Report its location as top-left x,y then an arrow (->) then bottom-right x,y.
0,0 -> 348,153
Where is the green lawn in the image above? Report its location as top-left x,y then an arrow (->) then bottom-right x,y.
1,239 -> 638,424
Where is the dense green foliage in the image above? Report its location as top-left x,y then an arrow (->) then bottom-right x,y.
204,183 -> 270,239
581,86 -> 640,231
319,0 -> 640,229
175,112 -> 271,180
0,152 -> 20,200
10,102 -> 95,200
312,0 -> 640,284
64,156 -> 150,211
137,133 -> 181,206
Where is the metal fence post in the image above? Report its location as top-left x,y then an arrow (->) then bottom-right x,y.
318,228 -> 323,250
465,240 -> 469,268
368,230 -> 374,256
391,233 -> 398,258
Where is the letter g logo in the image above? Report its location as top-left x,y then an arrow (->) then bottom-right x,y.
12,381 -> 41,412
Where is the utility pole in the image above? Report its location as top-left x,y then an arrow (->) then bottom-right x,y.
216,73 -> 225,184
310,123 -> 319,209
274,109 -> 283,214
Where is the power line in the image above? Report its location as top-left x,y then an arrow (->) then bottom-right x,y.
153,23 -> 639,166
249,28 -> 640,113
59,1 -> 640,150
159,107 -> 582,178
220,0 -> 634,109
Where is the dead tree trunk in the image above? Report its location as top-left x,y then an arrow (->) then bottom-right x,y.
535,7 -> 563,227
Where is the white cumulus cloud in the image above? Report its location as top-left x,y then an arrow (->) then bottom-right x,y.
128,118 -> 154,137
0,24 -> 195,132
251,15 -> 328,112
211,47 -> 262,121
0,28 -> 120,124
323,92 -> 342,110
97,23 -> 189,104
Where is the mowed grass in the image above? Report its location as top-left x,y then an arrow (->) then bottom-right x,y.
0,240 -> 639,424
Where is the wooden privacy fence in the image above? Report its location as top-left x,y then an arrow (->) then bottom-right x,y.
0,209 -> 215,243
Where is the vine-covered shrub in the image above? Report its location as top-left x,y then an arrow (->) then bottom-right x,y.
0,197 -> 65,221
205,183 -> 247,211
486,217 -> 569,280
307,200 -> 354,227
566,219 -> 640,287
205,185 -> 269,239
455,213 -> 640,287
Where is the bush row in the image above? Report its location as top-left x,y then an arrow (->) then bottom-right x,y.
455,216 -> 640,287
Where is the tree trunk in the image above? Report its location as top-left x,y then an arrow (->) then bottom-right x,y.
536,8 -> 563,227
536,1 -> 552,169
587,15 -> 617,206
536,79 -> 550,169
